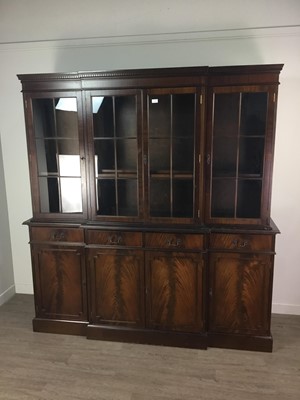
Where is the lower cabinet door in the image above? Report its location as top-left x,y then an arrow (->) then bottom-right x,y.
32,245 -> 87,320
209,253 -> 273,335
88,249 -> 145,327
146,251 -> 205,332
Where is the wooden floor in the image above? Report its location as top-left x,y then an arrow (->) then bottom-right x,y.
0,295 -> 299,400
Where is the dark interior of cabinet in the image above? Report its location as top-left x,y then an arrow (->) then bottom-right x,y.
211,91 -> 267,219
148,92 -> 195,218
93,95 -> 138,216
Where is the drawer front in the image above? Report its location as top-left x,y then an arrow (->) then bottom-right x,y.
31,227 -> 84,243
210,233 -> 273,252
86,230 -> 142,247
145,233 -> 204,250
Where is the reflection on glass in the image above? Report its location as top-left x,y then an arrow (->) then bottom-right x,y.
55,98 -> 77,112
36,139 -> 57,174
60,177 -> 82,213
39,177 -> 59,213
92,97 -> 104,113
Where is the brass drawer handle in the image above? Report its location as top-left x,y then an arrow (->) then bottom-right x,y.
232,239 -> 249,248
107,235 -> 122,245
51,231 -> 66,241
166,237 -> 183,248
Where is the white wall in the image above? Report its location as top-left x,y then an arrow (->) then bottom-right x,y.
0,0 -> 299,313
0,137 -> 15,305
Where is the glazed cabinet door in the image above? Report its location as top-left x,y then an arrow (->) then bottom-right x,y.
88,249 -> 145,327
209,252 -> 273,335
24,92 -> 87,220
146,88 -> 203,223
85,90 -> 143,221
31,245 -> 87,321
145,251 -> 205,332
205,86 -> 278,225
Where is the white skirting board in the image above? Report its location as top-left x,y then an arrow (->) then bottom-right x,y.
15,284 -> 34,295
272,303 -> 300,316
0,285 -> 15,306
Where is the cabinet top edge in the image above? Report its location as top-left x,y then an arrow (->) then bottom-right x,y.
17,64 -> 284,82
23,219 -> 280,235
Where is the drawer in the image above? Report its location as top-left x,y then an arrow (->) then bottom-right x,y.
31,227 -> 84,243
86,230 -> 142,247
210,233 -> 273,252
145,233 -> 204,250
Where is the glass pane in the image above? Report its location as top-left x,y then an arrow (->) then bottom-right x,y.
150,179 -> 170,217
213,93 -> 240,136
93,97 -> 114,138
173,179 -> 193,218
173,138 -> 194,172
240,93 -> 267,136
36,139 -> 57,174
211,179 -> 235,218
58,155 -> 81,177
173,94 -> 195,137
94,139 -> 115,172
149,95 -> 171,138
212,137 -> 238,177
97,179 -> 116,215
237,180 -> 262,218
117,139 -> 137,171
55,98 -> 77,112
57,139 -> 79,155
118,179 -> 138,216
239,138 -> 264,177
32,99 -> 56,138
39,177 -> 59,213
55,100 -> 78,138
115,96 -> 137,137
149,139 -> 170,172
60,178 -> 82,212
33,97 -> 83,214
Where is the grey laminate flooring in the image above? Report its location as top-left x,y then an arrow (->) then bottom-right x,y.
0,295 -> 299,400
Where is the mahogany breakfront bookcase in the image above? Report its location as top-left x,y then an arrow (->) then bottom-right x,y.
18,64 -> 283,352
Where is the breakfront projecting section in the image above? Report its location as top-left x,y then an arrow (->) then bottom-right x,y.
19,64 -> 282,352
